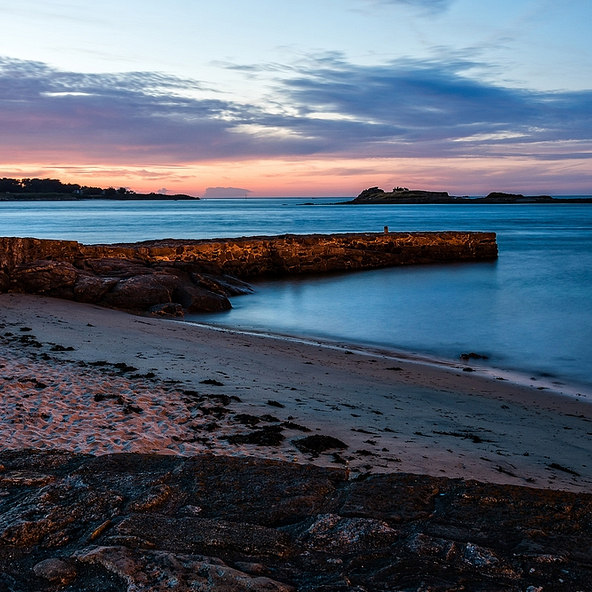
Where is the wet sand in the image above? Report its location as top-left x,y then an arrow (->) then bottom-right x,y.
1,292 -> 591,492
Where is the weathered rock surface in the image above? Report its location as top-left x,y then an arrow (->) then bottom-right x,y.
2,255 -> 242,315
0,451 -> 590,591
0,233 -> 497,313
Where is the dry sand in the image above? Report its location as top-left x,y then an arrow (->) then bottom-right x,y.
1,292 -> 591,493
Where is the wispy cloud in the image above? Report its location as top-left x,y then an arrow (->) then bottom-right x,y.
0,54 -> 590,168
356,0 -> 453,14
0,57 -> 301,163
273,54 -> 592,158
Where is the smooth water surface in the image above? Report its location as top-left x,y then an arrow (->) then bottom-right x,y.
1,198 -> 591,392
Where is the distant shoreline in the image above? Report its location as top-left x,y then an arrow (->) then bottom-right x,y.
1,193 -> 592,202
0,192 -> 199,201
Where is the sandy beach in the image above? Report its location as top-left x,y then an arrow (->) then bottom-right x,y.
1,292 -> 591,493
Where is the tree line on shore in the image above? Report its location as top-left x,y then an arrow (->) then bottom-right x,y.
0,177 -> 133,196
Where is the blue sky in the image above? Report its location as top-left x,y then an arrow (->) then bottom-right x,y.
0,0 -> 590,195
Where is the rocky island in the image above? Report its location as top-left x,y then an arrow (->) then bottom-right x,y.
351,186 -> 592,204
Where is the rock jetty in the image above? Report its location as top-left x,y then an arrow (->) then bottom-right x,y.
0,233 -> 497,315
0,451 -> 590,591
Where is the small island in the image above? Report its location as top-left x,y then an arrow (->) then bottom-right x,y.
350,186 -> 592,204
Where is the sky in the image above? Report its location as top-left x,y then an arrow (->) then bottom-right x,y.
0,0 -> 591,196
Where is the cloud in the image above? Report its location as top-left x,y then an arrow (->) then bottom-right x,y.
357,0 -> 453,14
272,54 -> 592,159
0,54 -> 590,170
0,56 -> 315,164
203,187 -> 252,197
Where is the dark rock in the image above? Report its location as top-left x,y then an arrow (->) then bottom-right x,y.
200,379 -> 224,386
173,456 -> 345,527
340,473 -> 444,523
73,273 -> 117,303
74,546 -> 294,592
0,452 -> 591,590
172,282 -> 231,312
460,352 -> 489,361
225,426 -> 285,446
296,513 -> 398,553
148,302 -> 184,318
11,260 -> 78,296
33,558 -> 77,584
112,515 -> 291,556
192,273 -> 254,296
49,344 -> 75,351
267,400 -> 285,408
234,413 -> 262,426
82,258 -> 152,278
293,435 -> 348,454
101,273 -> 181,310
404,532 -> 456,557
281,421 -> 311,432
0,270 -> 9,293
5,252 -> 235,313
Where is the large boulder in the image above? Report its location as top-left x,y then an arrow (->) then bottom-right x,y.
6,258 -> 237,313
172,282 -> 231,312
99,273 -> 231,313
100,273 -> 182,310
73,274 -> 118,303
11,260 -> 78,298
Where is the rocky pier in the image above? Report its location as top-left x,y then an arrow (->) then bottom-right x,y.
0,232 -> 497,315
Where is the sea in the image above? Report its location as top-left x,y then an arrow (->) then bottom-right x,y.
1,197 -> 591,396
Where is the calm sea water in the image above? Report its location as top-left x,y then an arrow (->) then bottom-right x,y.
1,198 -> 591,394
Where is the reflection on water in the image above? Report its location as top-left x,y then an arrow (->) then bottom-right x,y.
191,254 -> 592,392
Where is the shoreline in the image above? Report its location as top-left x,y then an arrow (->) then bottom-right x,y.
183,318 -> 592,401
1,292 -> 592,493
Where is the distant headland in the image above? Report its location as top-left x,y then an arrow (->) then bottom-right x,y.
0,177 -> 198,201
350,186 -> 592,204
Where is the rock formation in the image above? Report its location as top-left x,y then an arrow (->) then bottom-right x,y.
351,187 -> 592,204
354,187 -> 451,203
0,233 -> 497,316
7,257 -> 250,315
0,451 -> 590,591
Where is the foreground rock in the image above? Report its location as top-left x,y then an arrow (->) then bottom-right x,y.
0,451 -> 590,591
4,256 -> 251,316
